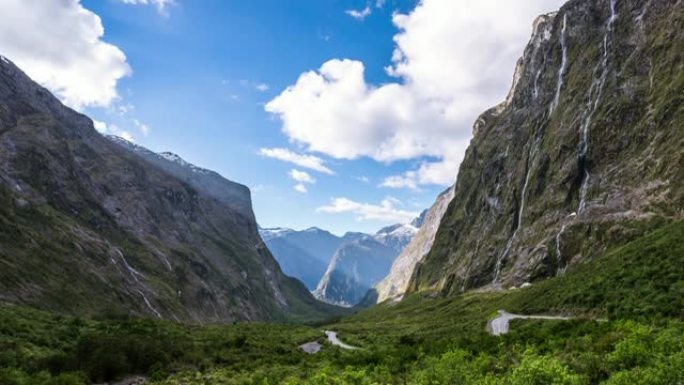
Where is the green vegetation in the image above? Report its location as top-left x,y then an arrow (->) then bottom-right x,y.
1,220 -> 683,384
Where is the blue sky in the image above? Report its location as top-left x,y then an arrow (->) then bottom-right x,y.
83,0 -> 436,235
0,0 -> 565,235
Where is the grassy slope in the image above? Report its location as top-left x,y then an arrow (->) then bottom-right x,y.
1,220 -> 684,384
334,219 -> 684,344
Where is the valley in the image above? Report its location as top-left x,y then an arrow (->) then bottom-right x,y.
2,218 -> 684,383
0,0 -> 683,384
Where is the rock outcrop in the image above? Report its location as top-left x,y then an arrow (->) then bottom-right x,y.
374,186 -> 455,303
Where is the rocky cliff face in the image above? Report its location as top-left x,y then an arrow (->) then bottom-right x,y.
313,221 -> 420,306
313,237 -> 397,307
409,0 -> 684,294
374,186 -> 454,303
109,137 -> 255,223
0,56 -> 338,323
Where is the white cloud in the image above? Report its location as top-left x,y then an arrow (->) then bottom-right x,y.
133,119 -> 151,136
255,83 -> 270,92
117,103 -> 135,116
317,197 -> 419,223
289,169 -> 316,184
294,184 -> 308,194
0,0 -> 132,110
120,0 -> 174,15
267,0 -> 564,188
345,6 -> 372,20
258,148 -> 334,175
94,120 -> 135,142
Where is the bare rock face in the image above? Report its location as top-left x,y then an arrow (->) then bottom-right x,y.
409,0 -> 684,295
313,237 -> 397,307
374,186 -> 455,303
311,218 -> 421,307
0,56 -> 337,323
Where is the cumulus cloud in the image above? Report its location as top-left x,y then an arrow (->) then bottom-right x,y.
267,0 -> 565,188
0,0 -> 132,110
255,83 -> 270,92
120,0 -> 174,15
346,6 -> 372,20
259,148 -> 334,175
317,197 -> 420,223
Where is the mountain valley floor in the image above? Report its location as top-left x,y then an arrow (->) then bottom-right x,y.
2,219 -> 684,384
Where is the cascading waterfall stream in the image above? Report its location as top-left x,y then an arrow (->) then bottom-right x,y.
517,136 -> 541,231
554,212 -> 576,275
554,0 -> 618,277
578,0 -> 618,214
138,290 -> 162,318
493,14 -> 570,285
550,14 -> 569,114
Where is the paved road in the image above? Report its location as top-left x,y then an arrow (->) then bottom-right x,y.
325,331 -> 358,350
488,310 -> 572,336
299,331 -> 358,354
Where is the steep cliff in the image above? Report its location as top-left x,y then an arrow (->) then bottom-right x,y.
313,237 -> 397,307
409,0 -> 684,294
0,56 -> 338,323
312,218 -> 421,306
374,186 -> 454,303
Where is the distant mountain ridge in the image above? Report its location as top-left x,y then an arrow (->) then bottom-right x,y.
308,219 -> 422,307
261,217 -> 422,305
313,236 -> 397,307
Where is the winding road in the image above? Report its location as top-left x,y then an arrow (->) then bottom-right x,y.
299,331 -> 358,354
488,310 -> 572,336
325,330 -> 358,350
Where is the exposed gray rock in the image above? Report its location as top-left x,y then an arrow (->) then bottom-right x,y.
374,186 -> 455,303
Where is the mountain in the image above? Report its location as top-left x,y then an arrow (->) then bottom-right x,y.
260,226 -> 344,266
373,186 -> 455,303
108,138 -> 254,222
408,0 -> 684,295
0,56 -> 339,323
260,219 -> 419,293
373,222 -> 420,254
259,226 -> 345,289
313,218 -> 421,306
258,232 -> 328,290
313,237 -> 397,307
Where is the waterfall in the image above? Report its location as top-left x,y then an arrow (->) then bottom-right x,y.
138,290 -> 162,318
577,0 -> 618,214
554,213 -> 576,275
493,235 -> 516,283
517,137 -> 541,231
550,14 -> 568,114
533,68 -> 543,99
